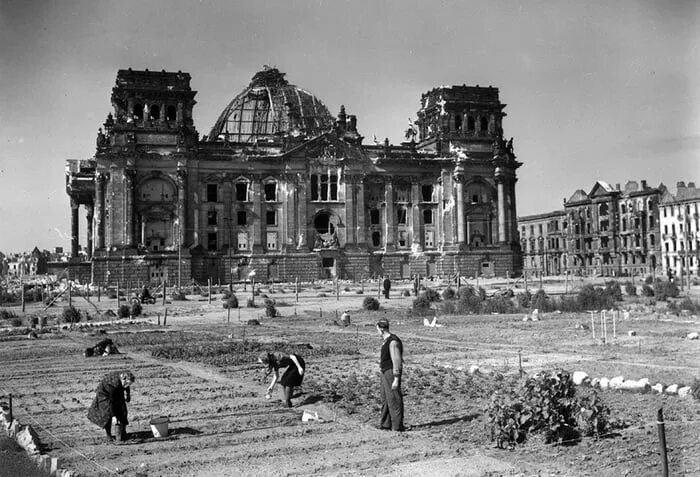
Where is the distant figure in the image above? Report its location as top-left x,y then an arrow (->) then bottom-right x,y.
413,275 -> 420,296
141,285 -> 152,301
382,277 -> 392,299
340,311 -> 351,327
258,351 -> 306,408
84,338 -> 120,358
87,371 -> 135,442
376,319 -> 404,431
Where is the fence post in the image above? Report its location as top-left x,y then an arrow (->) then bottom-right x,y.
163,307 -> 167,326
208,279 -> 212,304
21,277 -> 25,313
657,408 -> 669,477
97,281 -> 101,302
8,394 -> 12,422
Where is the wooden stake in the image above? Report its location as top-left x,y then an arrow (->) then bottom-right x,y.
20,276 -> 25,313
657,408 -> 669,477
97,281 -> 101,302
163,307 -> 167,326
602,310 -> 608,345
227,306 -> 231,324
590,311 -> 595,340
8,394 -> 12,423
208,279 -> 212,304
68,281 -> 72,308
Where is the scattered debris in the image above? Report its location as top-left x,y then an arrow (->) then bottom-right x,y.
687,332 -> 699,340
423,316 -> 443,328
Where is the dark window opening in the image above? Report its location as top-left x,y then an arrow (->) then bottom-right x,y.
320,175 -> 328,200
314,213 -> 333,235
454,114 -> 462,131
330,175 -> 338,200
264,183 -> 276,201
207,184 -> 218,202
467,116 -> 475,131
322,257 -> 334,268
166,105 -> 177,121
421,185 -> 433,202
424,209 -> 433,224
371,231 -> 381,247
207,232 -> 217,251
472,194 -> 479,204
311,175 -> 319,200
237,211 -> 247,225
370,209 -> 380,225
149,104 -> 160,120
397,208 -> 407,224
207,210 -> 217,226
133,104 -> 144,121
235,183 -> 248,201
480,116 -> 488,131
266,210 -> 276,225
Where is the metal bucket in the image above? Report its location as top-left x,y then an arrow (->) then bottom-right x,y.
149,416 -> 169,438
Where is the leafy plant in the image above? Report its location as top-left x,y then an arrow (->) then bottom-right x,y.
362,297 -> 379,311
412,295 -> 432,314
118,304 -> 131,318
264,298 -> 278,317
131,302 -> 142,317
61,305 -> 81,324
654,281 -> 679,301
624,282 -> 636,296
441,287 -> 456,300
223,295 -> 239,309
641,284 -> 654,297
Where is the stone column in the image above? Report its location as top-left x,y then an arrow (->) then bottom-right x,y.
455,177 -> 465,245
70,198 -> 79,259
345,178 -> 355,246
252,179 -> 263,252
95,173 -> 106,249
124,169 -> 135,246
86,204 -> 94,259
384,180 -> 395,250
355,180 -> 366,247
496,172 -> 506,244
176,167 -> 187,247
411,181 -> 422,251
297,174 -> 308,249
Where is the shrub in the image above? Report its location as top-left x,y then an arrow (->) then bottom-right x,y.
246,297 -> 257,308
118,304 -> 131,318
264,298 -> 278,317
247,319 -> 260,326
624,282 -> 637,296
401,289 -> 411,297
644,275 -> 654,285
668,298 -> 700,315
641,284 -> 654,297
412,295 -> 432,314
604,281 -> 623,302
456,286 -> 483,314
439,300 -> 458,315
223,295 -> 239,309
482,295 -> 515,314
0,309 -> 16,320
487,370 -> 617,448
441,287 -> 456,301
362,297 -> 380,311
654,281 -> 679,301
478,287 -> 487,300
423,288 -> 441,302
61,305 -> 81,324
107,290 -> 118,299
131,302 -> 142,317
530,289 -> 553,312
9,317 -> 23,327
517,291 -> 532,308
171,289 -> 187,301
576,285 -> 614,311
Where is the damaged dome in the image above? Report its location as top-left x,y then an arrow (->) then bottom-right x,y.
207,67 -> 334,143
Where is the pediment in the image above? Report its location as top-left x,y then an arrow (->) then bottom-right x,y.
284,133 -> 367,165
567,189 -> 589,203
589,181 -> 616,197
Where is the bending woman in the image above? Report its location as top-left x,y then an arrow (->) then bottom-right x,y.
258,351 -> 305,407
87,371 -> 135,441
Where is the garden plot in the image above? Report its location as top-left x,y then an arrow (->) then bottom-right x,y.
1,281 -> 699,476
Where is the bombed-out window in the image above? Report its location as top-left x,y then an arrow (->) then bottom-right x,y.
425,231 -> 434,248
166,105 -> 177,121
235,182 -> 248,201
370,209 -> 380,225
480,116 -> 488,131
398,231 -> 407,247
423,209 -> 433,224
207,184 -> 218,202
149,104 -> 160,120
421,185 -> 434,202
397,207 -> 407,224
310,170 -> 339,201
237,211 -> 247,226
454,114 -> 462,132
207,232 -> 217,251
264,182 -> 277,201
207,210 -> 217,226
266,210 -> 276,225
371,231 -> 381,247
395,184 -> 409,202
133,104 -> 144,120
467,116 -> 475,131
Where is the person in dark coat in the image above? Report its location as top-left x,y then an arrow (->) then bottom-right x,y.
258,351 -> 305,408
382,276 -> 392,299
83,338 -> 119,358
87,371 -> 135,441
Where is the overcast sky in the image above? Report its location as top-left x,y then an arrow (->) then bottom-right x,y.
1,0 -> 698,253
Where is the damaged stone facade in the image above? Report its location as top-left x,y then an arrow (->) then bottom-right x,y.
65,68 -> 522,284
519,180 -> 665,278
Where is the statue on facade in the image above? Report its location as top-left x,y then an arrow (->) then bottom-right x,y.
404,118 -> 418,141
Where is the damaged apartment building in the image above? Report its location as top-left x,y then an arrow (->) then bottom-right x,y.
65,67 -> 522,284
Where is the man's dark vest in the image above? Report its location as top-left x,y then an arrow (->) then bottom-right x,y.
380,334 -> 403,373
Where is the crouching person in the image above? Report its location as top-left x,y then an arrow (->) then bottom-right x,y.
84,338 -> 120,358
87,371 -> 135,441
258,351 -> 305,408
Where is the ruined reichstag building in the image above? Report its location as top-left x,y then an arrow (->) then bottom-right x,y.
66,67 -> 522,284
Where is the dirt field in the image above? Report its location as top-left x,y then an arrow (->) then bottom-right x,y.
1,278 -> 699,476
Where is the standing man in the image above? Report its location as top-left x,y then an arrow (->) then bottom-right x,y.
382,276 -> 392,299
376,319 -> 404,431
